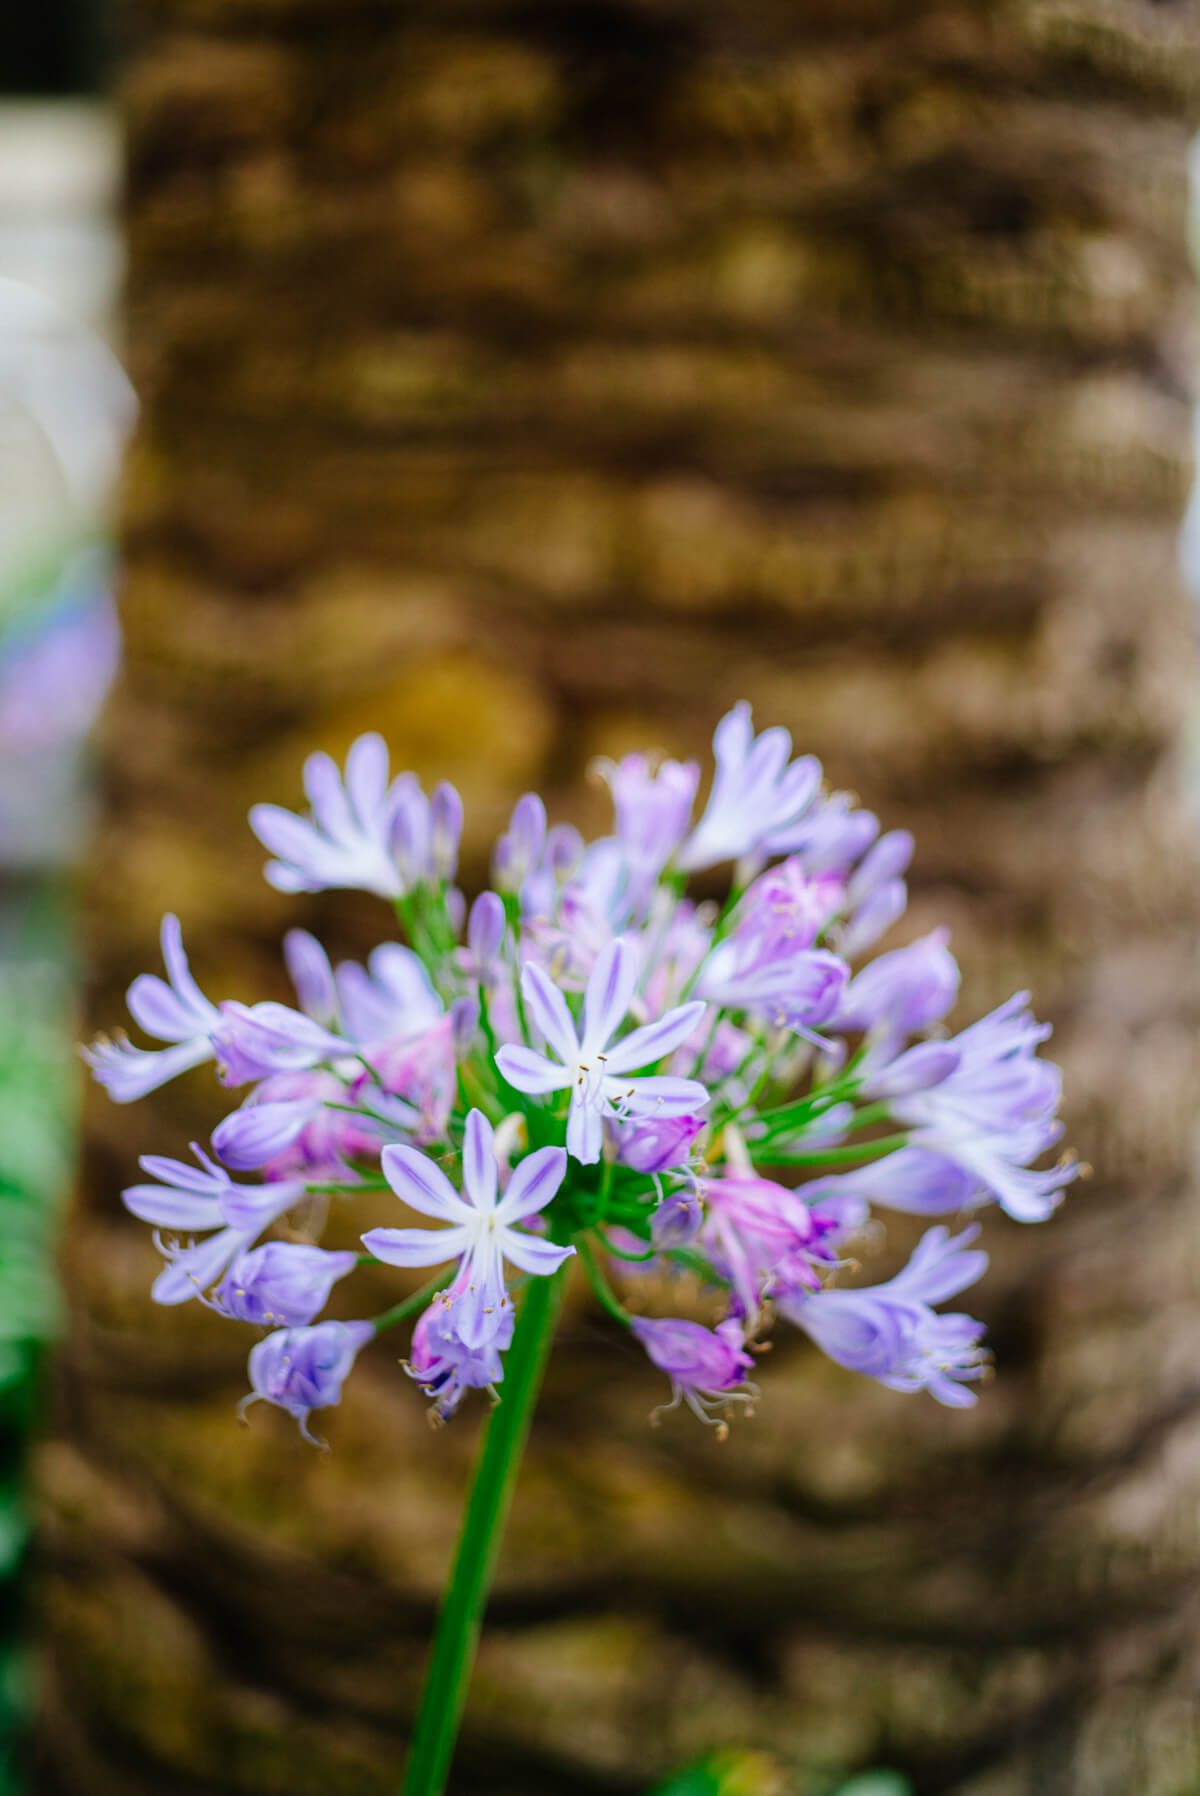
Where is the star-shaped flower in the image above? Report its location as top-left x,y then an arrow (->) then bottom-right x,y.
496,938 -> 708,1164
362,1110 -> 573,1348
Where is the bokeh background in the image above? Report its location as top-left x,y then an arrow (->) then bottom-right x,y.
4,2 -> 1200,1794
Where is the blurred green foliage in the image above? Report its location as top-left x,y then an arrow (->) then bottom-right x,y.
0,887 -> 77,1795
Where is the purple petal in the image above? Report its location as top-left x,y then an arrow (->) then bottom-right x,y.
284,929 -> 338,1024
84,1034 -> 214,1102
152,1228 -> 246,1305
495,1044 -> 571,1096
249,804 -> 327,868
616,1075 -> 709,1119
122,1184 -> 223,1230
566,1099 -> 603,1164
159,915 -> 213,1015
496,1146 -> 567,1223
304,750 -> 356,839
361,1224 -> 470,1268
126,973 -> 201,1043
137,1151 -> 220,1192
452,1240 -> 510,1349
520,963 -> 580,1064
462,1109 -> 497,1212
380,1143 -> 471,1223
345,732 -> 389,822
501,1231 -> 575,1278
212,1099 -> 315,1170
603,1000 -> 706,1076
582,937 -> 638,1051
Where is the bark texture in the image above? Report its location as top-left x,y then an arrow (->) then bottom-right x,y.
37,2 -> 1200,1793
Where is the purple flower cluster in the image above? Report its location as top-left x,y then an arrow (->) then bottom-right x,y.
88,706 -> 1076,1442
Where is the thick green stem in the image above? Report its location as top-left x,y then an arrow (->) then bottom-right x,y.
400,1262 -> 569,1796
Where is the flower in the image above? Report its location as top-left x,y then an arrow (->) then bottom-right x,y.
215,1242 -> 357,1327
679,703 -> 820,872
225,1070 -> 387,1181
90,702 -> 1074,1434
631,1317 -> 757,1433
249,732 -> 417,898
407,1280 -> 515,1421
781,1224 -> 989,1406
430,782 -> 464,882
891,994 -> 1077,1222
496,938 -> 708,1163
362,1110 -> 574,1348
649,1189 -> 703,1248
701,1172 -> 822,1321
766,788 -> 879,869
244,1319 -> 374,1444
211,1095 -> 324,1170
614,1113 -> 704,1174
801,1145 -> 982,1217
333,942 -> 442,1046
122,1144 -> 305,1304
213,1001 -> 348,1086
833,929 -> 960,1037
596,751 -> 699,908
83,914 -> 218,1102
697,862 -> 849,1030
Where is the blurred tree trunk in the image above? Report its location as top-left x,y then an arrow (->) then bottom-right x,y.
36,3 -> 1200,1793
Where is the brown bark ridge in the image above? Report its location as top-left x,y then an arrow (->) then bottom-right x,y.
36,2 -> 1200,1792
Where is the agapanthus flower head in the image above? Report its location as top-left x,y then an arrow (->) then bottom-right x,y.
91,704 -> 1075,1441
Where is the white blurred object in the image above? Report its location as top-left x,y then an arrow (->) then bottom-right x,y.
0,101 -> 134,868
0,276 -> 135,559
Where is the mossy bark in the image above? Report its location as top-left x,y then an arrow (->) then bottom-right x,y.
36,3 -> 1200,1793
